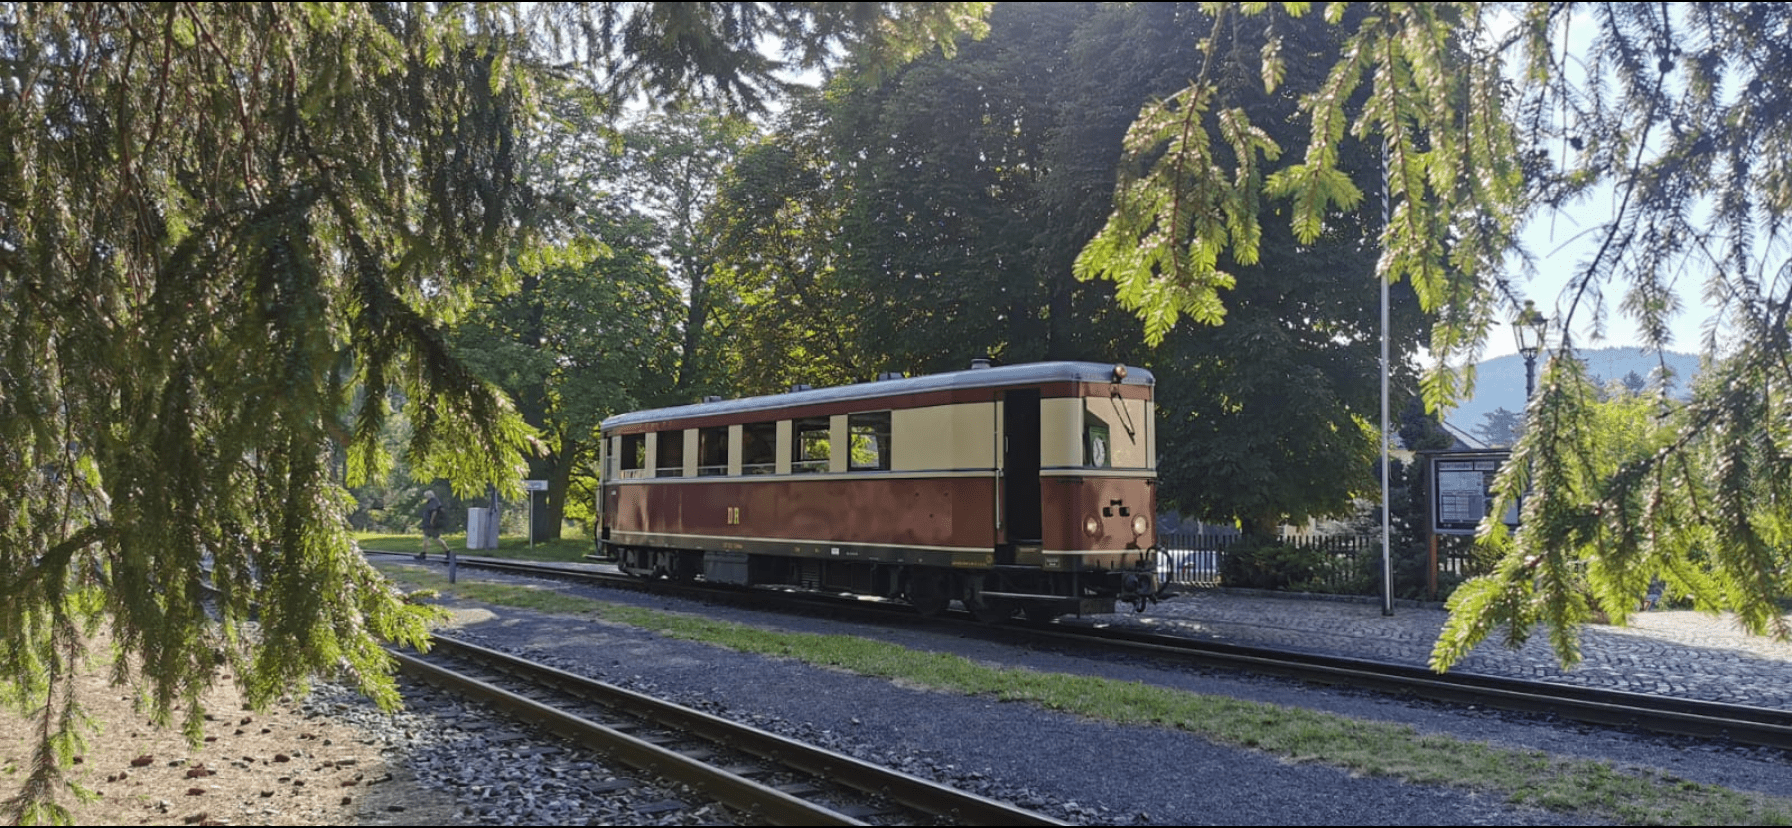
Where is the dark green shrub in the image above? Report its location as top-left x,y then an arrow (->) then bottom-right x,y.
1220,538 -> 1325,590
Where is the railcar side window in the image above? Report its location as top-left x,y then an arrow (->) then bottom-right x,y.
792,417 -> 829,473
655,430 -> 685,477
697,427 -> 728,476
848,412 -> 891,471
620,433 -> 647,476
741,421 -> 777,474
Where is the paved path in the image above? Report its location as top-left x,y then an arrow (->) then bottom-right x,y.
1133,590 -> 1792,709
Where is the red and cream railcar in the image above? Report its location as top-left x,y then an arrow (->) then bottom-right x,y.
596,360 -> 1160,620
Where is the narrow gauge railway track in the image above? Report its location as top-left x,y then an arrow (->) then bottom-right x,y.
1039,624 -> 1792,751
373,551 -> 1792,751
391,634 -> 1068,826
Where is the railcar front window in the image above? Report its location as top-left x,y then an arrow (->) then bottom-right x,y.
697,427 -> 728,476
1085,412 -> 1111,468
1086,396 -> 1148,468
849,412 -> 891,471
792,417 -> 829,473
742,421 -> 776,475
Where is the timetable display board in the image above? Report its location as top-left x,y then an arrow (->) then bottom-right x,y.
1430,450 -> 1512,535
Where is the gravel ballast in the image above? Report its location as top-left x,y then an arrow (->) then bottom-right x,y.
318,567 -> 1792,825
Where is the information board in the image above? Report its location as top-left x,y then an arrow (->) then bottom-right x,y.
1429,450 -> 1512,535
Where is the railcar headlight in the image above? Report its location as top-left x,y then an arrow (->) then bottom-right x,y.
1132,515 -> 1150,536
1084,515 -> 1101,537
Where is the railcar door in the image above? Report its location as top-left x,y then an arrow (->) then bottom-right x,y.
1001,388 -> 1042,549
595,431 -> 612,559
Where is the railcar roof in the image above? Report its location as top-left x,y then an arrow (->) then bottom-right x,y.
601,361 -> 1154,430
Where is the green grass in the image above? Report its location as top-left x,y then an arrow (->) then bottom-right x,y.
376,564 -> 1792,826
355,531 -> 595,563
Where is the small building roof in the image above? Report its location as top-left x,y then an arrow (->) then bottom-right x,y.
1438,419 -> 1490,450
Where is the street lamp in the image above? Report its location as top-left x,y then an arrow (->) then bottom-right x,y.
1514,300 -> 1549,399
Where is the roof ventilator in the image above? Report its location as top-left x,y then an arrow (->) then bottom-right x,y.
969,358 -> 992,370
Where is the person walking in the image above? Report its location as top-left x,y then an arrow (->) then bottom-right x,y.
417,490 -> 450,560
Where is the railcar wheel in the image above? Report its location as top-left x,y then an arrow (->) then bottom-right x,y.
907,569 -> 951,617
961,579 -> 1016,623
669,551 -> 701,583
616,547 -> 654,578
967,601 -> 1017,624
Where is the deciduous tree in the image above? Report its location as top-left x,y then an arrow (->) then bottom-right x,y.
615,109 -> 758,396
800,3 -> 1421,532
453,239 -> 684,538
706,106 -> 879,393
449,81 -> 687,539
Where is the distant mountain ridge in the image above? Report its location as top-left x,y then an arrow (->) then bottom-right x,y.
1441,346 -> 1701,437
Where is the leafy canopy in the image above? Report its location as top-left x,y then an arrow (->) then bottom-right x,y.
0,3 -> 986,822
705,2 -> 1420,533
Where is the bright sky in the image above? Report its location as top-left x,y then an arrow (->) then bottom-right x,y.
1477,6 -> 1727,363
1482,197 -> 1721,362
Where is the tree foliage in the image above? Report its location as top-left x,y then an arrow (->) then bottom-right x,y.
706,106 -> 880,393
708,2 -> 1144,382
1475,407 -> 1523,447
1097,4 -> 1419,532
454,240 -> 684,537
706,3 -> 1421,531
1078,2 -> 1521,371
1077,3 -> 1792,668
1,7 -> 537,821
579,2 -> 991,109
0,3 -> 986,821
450,84 -> 691,539
615,109 -> 758,396
820,1 -> 1141,369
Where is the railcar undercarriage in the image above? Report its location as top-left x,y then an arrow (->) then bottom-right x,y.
606,542 -> 1158,621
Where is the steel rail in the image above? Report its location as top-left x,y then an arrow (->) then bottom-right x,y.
372,550 -> 1792,751
1044,625 -> 1792,749
389,646 -> 862,826
400,635 -> 1067,826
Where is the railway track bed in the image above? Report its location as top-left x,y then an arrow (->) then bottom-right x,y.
379,551 -> 1792,751
394,635 -> 1064,826
365,551 -> 1792,824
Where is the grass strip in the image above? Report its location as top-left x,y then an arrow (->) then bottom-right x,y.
381,566 -> 1792,826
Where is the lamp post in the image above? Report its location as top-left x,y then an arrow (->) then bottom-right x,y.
1507,300 -> 1549,533
1514,300 -> 1549,400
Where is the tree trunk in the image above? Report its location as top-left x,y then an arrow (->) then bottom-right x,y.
539,438 -> 580,541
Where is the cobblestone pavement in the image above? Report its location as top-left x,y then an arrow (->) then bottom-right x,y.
1126,590 -> 1792,709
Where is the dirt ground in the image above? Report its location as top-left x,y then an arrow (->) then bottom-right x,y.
0,653 -> 459,826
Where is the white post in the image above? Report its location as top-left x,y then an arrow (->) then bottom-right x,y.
1380,140 -> 1394,617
